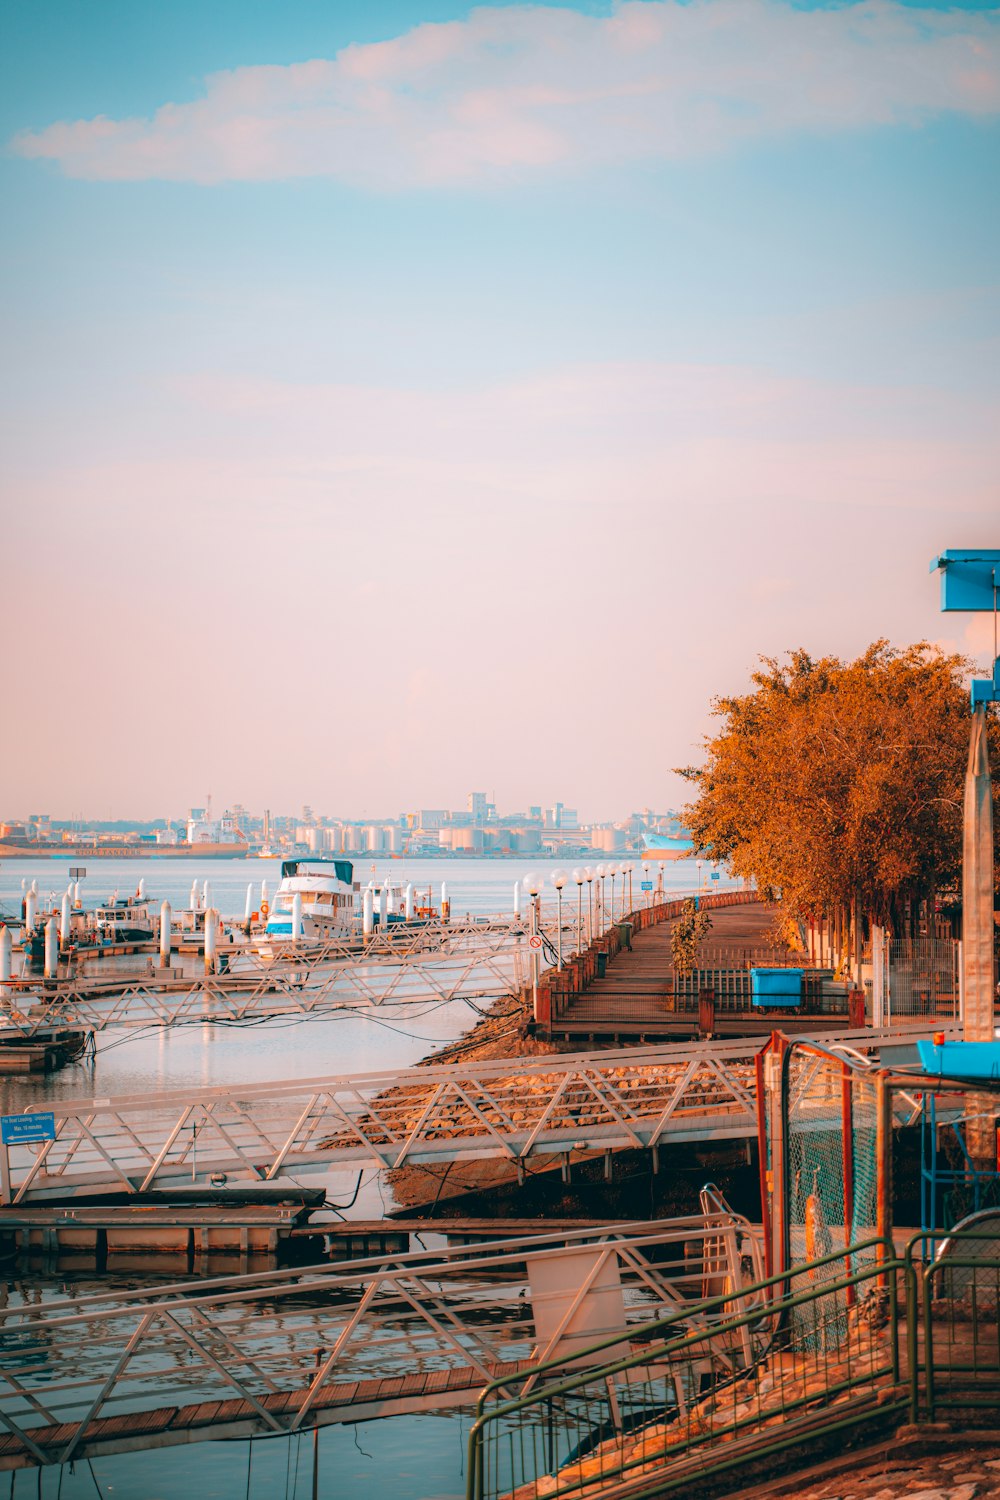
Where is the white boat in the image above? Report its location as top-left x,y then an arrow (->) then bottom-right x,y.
263,858 -> 357,942
94,895 -> 155,942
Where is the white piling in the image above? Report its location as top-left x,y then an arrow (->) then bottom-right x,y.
292,892 -> 303,943
160,901 -> 172,967
203,880 -> 212,911
138,878 -> 146,899
190,880 -> 200,911
44,916 -> 59,979
25,890 -> 37,932
261,879 -> 269,908
441,881 -> 450,923
513,882 -> 522,919
244,884 -> 254,922
204,908 -> 218,973
73,882 -> 82,908
0,926 -> 11,997
363,887 -> 374,937
404,883 -> 415,921
378,883 -> 388,928
60,892 -> 72,948
30,879 -> 37,896
384,880 -> 394,916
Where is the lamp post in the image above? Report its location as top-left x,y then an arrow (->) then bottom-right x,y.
526,873 -> 540,1013
573,869 -> 584,954
584,867 -> 594,944
696,859 -> 703,894
552,870 -> 567,969
596,864 -> 607,935
609,866 -> 617,927
642,860 -> 651,910
623,862 -> 633,916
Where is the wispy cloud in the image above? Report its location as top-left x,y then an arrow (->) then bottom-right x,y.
13,0 -> 1000,186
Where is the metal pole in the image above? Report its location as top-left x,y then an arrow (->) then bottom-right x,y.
576,882 -> 582,955
312,1346 -> 324,1500
556,887 -> 563,970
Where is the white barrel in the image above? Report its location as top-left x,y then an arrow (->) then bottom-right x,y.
0,926 -> 12,994
204,908 -> 218,972
190,880 -> 199,911
160,901 -> 172,967
362,887 -> 374,937
138,878 -> 146,899
60,892 -> 72,947
244,884 -> 254,921
404,883 -> 415,921
44,916 -> 59,979
378,883 -> 388,927
291,891 -> 303,943
25,890 -> 37,932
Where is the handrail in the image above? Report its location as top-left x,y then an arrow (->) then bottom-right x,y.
467,1237 -> 898,1500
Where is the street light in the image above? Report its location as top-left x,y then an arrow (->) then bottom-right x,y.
642,860 -> 651,910
622,862 -> 633,917
551,870 -> 567,969
572,869 -> 584,955
584,866 -> 594,944
609,866 -> 617,926
525,873 -> 540,1016
596,864 -> 607,936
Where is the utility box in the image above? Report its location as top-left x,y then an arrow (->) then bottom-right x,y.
750,968 -> 803,1008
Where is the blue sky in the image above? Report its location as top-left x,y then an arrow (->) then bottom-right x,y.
2,0 -> 998,820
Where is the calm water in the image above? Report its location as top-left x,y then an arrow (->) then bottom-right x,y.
0,854 -> 725,1498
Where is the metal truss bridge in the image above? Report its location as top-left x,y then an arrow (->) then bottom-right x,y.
0,1024 -> 947,1205
0,1206 -> 765,1471
0,916 -> 550,1039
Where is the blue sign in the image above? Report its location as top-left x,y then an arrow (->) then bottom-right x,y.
1,1112 -> 56,1145
640,881 -> 653,891
711,871 -> 721,881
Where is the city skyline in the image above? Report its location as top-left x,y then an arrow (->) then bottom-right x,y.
2,0 -> 996,817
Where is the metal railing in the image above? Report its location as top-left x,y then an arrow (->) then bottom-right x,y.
466,1227 -> 1000,1500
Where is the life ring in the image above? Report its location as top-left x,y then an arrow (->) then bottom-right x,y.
260,900 -> 270,918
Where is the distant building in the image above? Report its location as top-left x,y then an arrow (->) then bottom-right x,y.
468,791 -> 488,826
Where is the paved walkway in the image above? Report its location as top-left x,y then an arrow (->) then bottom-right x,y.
551,901 -> 833,1040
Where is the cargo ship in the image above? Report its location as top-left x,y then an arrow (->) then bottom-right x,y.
0,817 -> 248,860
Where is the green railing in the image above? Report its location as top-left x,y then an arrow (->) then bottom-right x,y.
467,1230 -> 1000,1500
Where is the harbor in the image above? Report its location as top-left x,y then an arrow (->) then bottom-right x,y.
4,1 -> 998,1490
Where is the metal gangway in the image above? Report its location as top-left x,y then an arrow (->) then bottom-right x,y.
0,1206 -> 765,1472
0,915 -> 557,1038
0,1025 -> 947,1205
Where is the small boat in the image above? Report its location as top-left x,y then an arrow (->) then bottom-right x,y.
263,858 -> 357,942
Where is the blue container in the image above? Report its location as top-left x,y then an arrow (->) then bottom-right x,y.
750,968 -> 803,1009
916,1039 -> 1000,1081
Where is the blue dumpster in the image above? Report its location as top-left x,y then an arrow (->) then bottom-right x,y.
750,968 -> 803,1008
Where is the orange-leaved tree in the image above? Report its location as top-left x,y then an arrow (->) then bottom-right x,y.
678,641 -> 1000,938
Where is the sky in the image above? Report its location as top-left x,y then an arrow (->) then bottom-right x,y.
1,0 -> 998,823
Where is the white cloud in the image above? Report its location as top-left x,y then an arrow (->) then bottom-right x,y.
13,0 -> 1000,185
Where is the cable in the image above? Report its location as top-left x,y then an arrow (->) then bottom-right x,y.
86,1460 -> 104,1499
